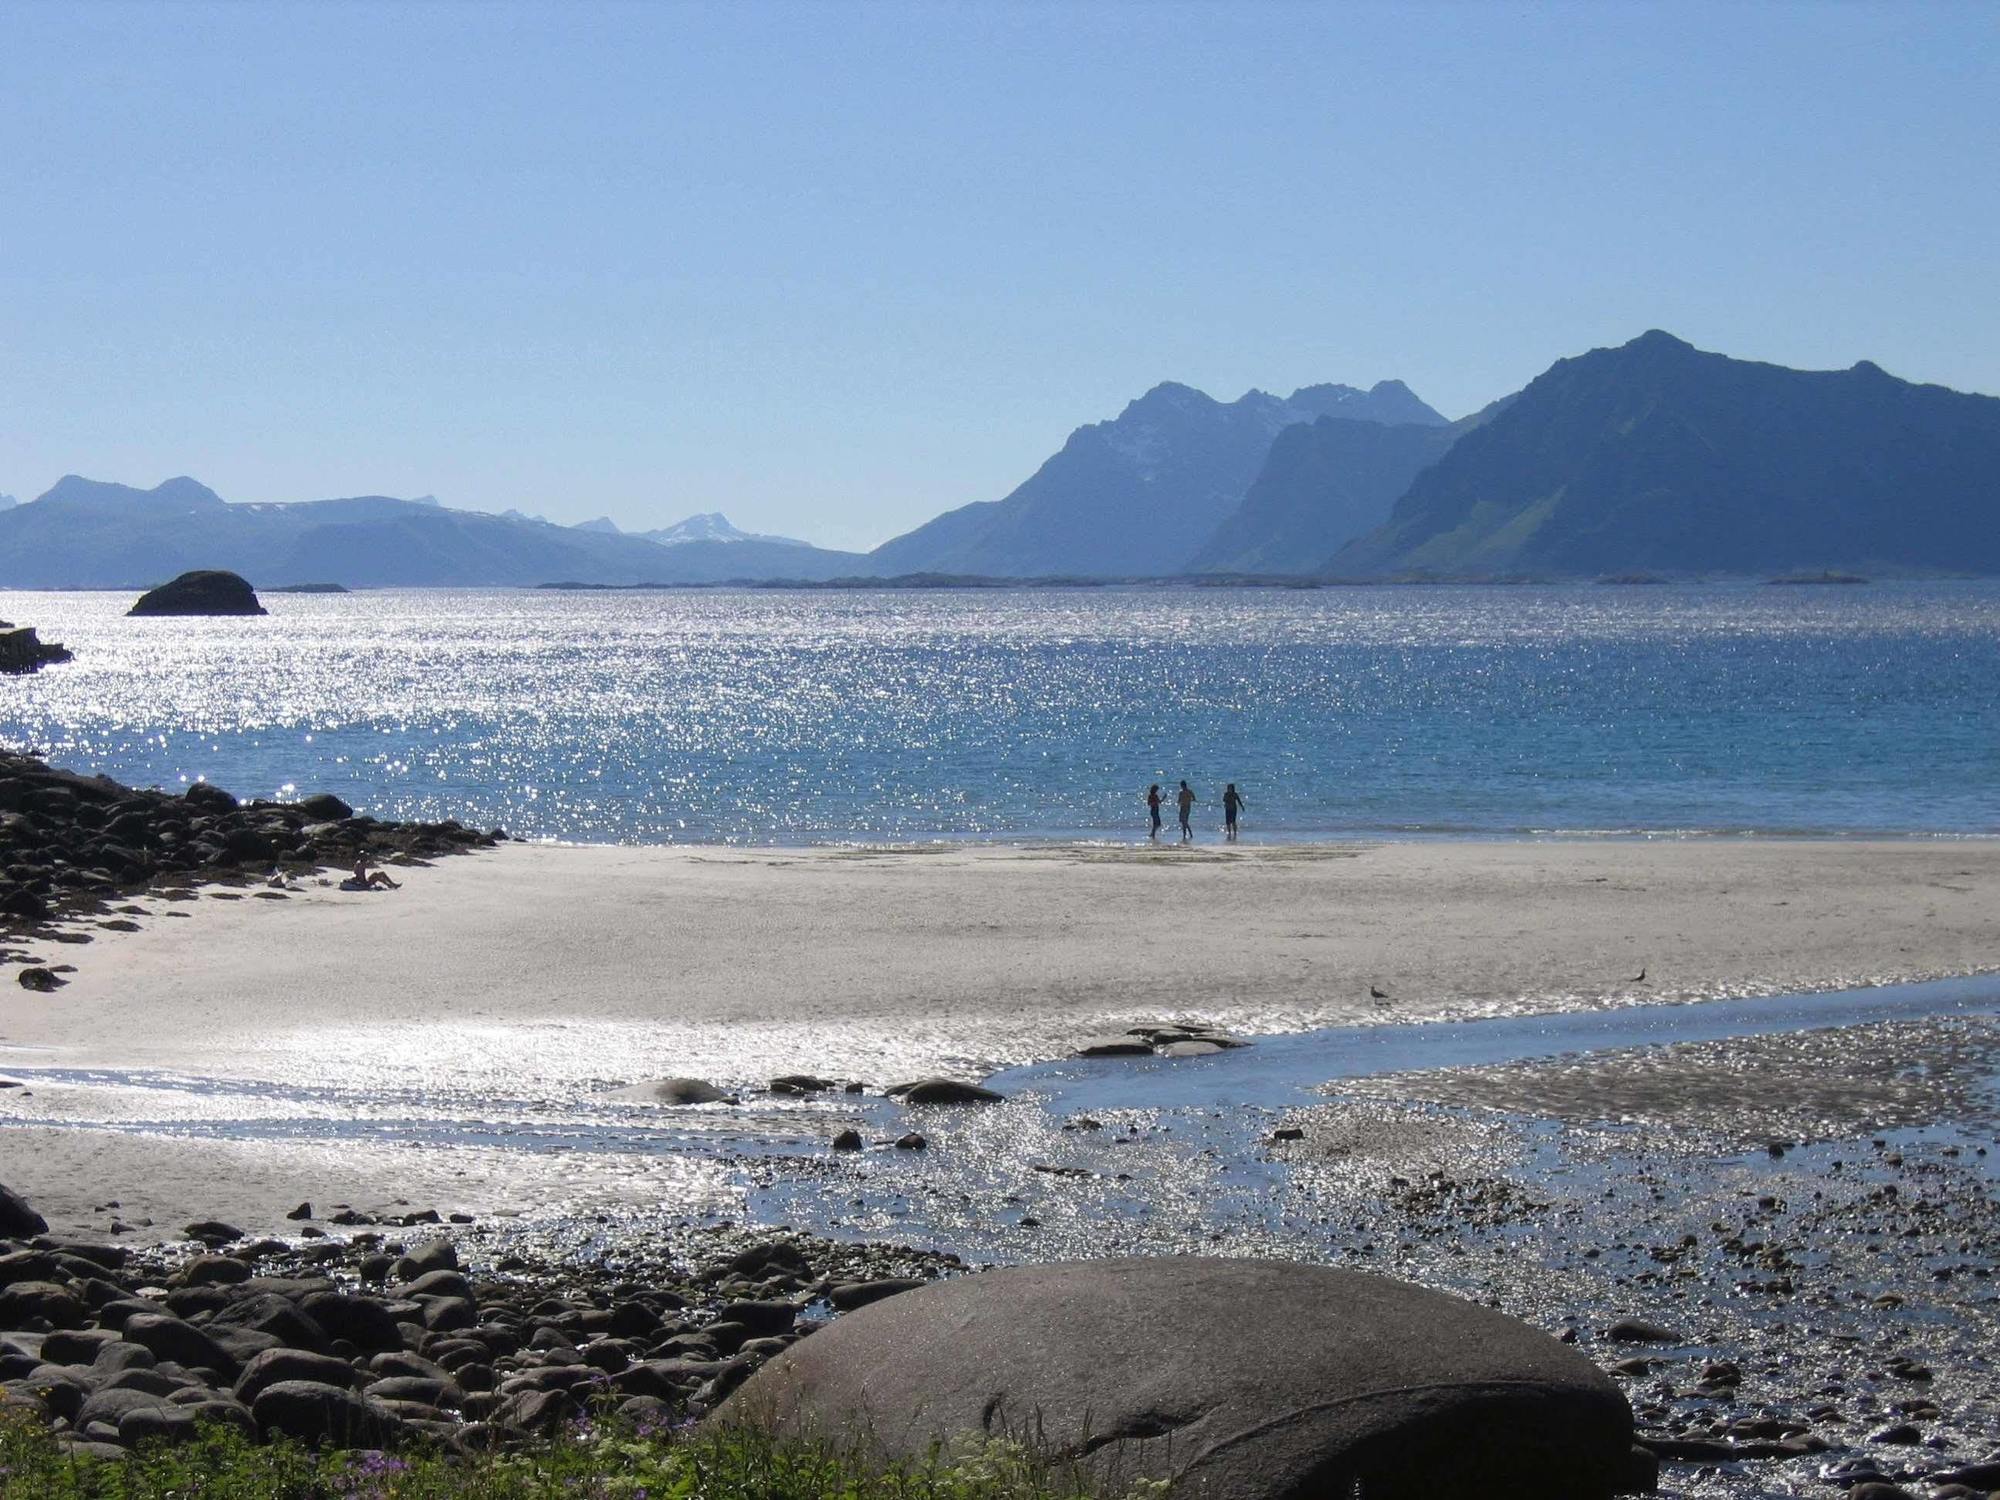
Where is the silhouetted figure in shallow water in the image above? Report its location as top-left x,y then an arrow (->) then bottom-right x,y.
1177,780 -> 1196,842
1146,784 -> 1164,841
1223,783 -> 1246,840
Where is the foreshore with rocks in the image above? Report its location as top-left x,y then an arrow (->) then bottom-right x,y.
2,1179 -> 957,1461
4,751 -> 2000,1494
1,747 -> 502,939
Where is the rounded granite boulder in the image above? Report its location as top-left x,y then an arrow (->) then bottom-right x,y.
127,570 -> 267,617
714,1257 -> 1640,1500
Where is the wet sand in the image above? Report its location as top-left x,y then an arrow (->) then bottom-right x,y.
6,838 -> 2000,1495
3,837 -> 2000,1237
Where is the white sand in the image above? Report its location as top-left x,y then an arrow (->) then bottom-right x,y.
4,838 -> 1998,1237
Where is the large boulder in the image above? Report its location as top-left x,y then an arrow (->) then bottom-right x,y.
251,1380 -> 407,1447
715,1258 -> 1639,1500
121,1313 -> 239,1376
234,1347 -> 358,1405
300,1292 -> 404,1353
0,1280 -> 87,1330
127,570 -> 267,617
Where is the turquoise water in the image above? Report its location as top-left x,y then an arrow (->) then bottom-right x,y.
2,582 -> 1996,843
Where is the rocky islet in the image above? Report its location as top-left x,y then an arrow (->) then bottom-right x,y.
0,623 -> 72,676
125,569 -> 268,617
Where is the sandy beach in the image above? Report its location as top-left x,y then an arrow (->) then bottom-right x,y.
4,836 -> 1999,1238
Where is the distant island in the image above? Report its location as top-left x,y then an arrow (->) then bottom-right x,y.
128,569 -> 267,617
4,332 -> 1997,588
539,574 -> 1121,592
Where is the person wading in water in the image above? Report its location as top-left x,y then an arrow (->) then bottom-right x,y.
1223,782 -> 1246,841
1176,780 -> 1196,843
1146,783 -> 1164,841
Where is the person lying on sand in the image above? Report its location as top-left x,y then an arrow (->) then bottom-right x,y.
342,857 -> 400,891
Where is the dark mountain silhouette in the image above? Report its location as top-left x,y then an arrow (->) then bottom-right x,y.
871,379 -> 1444,577
1333,332 -> 2000,578
1189,403 -> 1505,574
0,478 -> 873,588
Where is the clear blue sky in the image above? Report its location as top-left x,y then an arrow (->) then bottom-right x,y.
2,1 -> 1994,550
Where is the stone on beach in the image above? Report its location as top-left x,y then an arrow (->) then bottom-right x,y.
0,1184 -> 49,1238
183,1219 -> 246,1246
251,1379 -> 407,1447
1605,1317 -> 1684,1344
612,1077 -> 736,1106
1075,1035 -> 1155,1057
715,1257 -> 1639,1500
891,1078 -> 1005,1105
768,1074 -> 838,1095
1074,1021 -> 1253,1060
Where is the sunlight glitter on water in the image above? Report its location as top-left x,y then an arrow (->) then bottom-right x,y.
5,582 -> 2000,843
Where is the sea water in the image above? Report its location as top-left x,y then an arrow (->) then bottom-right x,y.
3,581 -> 1996,843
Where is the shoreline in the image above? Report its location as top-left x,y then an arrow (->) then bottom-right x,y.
512,825 -> 2000,848
5,836 -> 2000,1241
6,835 -> 2000,1492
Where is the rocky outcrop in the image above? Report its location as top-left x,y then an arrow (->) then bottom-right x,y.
0,749 -> 502,935
127,570 -> 267,617
0,623 -> 72,674
717,1257 -> 1642,1500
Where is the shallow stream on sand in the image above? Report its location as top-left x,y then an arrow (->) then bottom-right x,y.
5,972 -> 1997,1246
10,977 -> 2000,1497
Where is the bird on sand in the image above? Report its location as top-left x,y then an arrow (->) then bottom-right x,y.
1368,984 -> 1393,1004
1626,966 -> 1648,984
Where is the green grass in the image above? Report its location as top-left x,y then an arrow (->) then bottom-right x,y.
0,1412 -> 1156,1500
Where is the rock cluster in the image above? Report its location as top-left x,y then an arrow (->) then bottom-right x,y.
0,749 -> 503,932
127,570 -> 268,617
0,622 -> 72,675
1074,1020 -> 1252,1058
0,1181 -> 956,1460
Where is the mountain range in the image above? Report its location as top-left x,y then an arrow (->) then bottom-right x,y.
4,332 -> 1996,588
0,479 -> 870,588
586,512 -> 813,548
1331,331 -> 2000,577
870,380 -> 1445,577
1187,405 -> 1495,575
